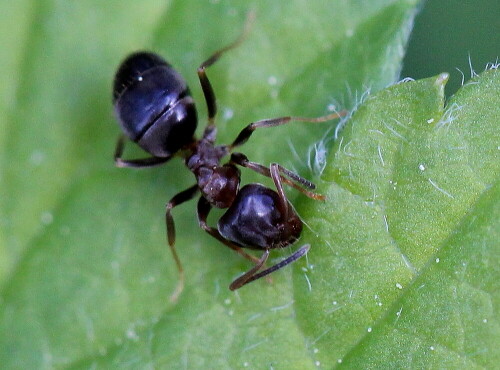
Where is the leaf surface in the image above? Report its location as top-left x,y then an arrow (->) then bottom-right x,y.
295,69 -> 499,367
0,1 -> 460,368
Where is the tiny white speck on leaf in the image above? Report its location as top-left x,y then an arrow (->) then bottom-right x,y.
396,307 -> 403,318
419,164 -> 425,171
30,151 -> 45,166
396,283 -> 403,289
427,118 -> 434,123
126,328 -> 139,341
223,108 -> 234,120
267,76 -> 278,85
435,258 -> 440,263
41,212 -> 53,225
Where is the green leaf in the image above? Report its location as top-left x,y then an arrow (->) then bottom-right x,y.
0,1 -> 430,368
295,69 -> 500,367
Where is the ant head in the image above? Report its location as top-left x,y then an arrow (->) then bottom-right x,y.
217,183 -> 303,249
199,164 -> 241,209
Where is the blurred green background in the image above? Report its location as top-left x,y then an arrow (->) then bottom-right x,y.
402,0 -> 499,95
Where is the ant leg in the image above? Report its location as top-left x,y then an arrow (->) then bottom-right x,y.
270,162 -> 290,219
230,244 -> 310,290
229,249 -> 270,291
228,111 -> 347,150
197,196 -> 260,264
229,152 -> 325,201
114,135 -> 172,168
165,184 -> 199,302
198,11 -> 255,126
166,185 -> 199,246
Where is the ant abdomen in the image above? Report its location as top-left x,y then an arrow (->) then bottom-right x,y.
218,184 -> 302,249
113,52 -> 198,157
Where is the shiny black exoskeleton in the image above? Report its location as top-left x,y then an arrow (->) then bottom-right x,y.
113,52 -> 197,158
112,15 -> 344,300
218,184 -> 302,249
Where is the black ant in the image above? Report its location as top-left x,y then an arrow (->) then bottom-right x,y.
112,14 -> 344,301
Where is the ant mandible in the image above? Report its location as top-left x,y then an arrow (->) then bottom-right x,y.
112,13 -> 344,301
